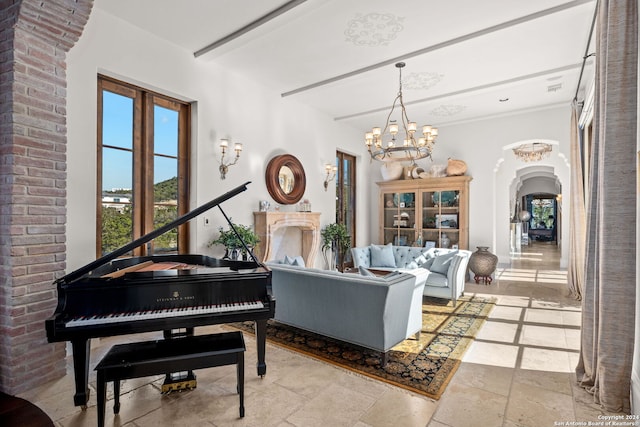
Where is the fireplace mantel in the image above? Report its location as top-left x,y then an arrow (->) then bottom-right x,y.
253,211 -> 321,267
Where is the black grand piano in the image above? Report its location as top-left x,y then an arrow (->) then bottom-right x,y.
45,182 -> 274,407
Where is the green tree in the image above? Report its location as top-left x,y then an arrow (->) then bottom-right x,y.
101,206 -> 133,254
101,176 -> 180,255
153,205 -> 178,252
154,176 -> 178,202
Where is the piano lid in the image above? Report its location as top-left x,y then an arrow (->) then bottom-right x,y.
58,181 -> 254,286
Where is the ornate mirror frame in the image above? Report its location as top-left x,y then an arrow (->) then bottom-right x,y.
265,154 -> 306,204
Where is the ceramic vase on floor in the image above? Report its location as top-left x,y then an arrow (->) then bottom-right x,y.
469,246 -> 498,284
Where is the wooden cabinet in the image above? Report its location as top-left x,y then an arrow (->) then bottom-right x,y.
377,175 -> 472,250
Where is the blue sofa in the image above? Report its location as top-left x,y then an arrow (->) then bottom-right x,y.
265,262 -> 427,364
350,244 -> 471,305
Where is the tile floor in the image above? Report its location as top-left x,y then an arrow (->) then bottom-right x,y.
20,242 -> 627,426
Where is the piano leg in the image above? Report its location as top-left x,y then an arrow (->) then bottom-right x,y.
255,319 -> 267,377
71,339 -> 91,408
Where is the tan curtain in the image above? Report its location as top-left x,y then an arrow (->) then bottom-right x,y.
575,0 -> 637,413
567,101 -> 586,300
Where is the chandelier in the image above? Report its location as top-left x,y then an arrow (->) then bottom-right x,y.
365,62 -> 439,162
512,142 -> 552,162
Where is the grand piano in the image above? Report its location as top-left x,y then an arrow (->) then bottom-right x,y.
45,182 -> 274,407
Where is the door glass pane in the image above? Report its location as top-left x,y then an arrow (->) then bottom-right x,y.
102,91 -> 133,149
153,155 -> 178,254
101,148 -> 133,256
154,105 -> 178,156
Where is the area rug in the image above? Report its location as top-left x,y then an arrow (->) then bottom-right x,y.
233,295 -> 495,400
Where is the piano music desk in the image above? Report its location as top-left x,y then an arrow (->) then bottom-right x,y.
95,331 -> 245,427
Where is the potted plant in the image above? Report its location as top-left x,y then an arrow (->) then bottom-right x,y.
321,222 -> 351,271
209,222 -> 260,260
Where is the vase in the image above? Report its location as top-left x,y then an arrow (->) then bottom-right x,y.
469,246 -> 498,284
446,158 -> 467,176
380,161 -> 403,181
439,233 -> 451,248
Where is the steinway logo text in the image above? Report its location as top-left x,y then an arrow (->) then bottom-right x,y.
157,292 -> 195,303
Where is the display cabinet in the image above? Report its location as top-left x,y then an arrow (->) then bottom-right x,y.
377,175 -> 472,249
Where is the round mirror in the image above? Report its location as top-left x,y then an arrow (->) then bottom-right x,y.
265,154 -> 306,204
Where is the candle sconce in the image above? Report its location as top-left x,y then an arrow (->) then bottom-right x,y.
323,163 -> 337,191
218,139 -> 242,180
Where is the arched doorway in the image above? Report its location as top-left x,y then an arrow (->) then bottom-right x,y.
493,140 -> 570,268
511,167 -> 562,266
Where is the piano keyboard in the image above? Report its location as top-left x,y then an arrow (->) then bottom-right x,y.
65,301 -> 265,328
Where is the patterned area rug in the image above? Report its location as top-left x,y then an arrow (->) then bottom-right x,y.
234,295 -> 495,400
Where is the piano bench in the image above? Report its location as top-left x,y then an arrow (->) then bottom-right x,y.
94,331 -> 246,427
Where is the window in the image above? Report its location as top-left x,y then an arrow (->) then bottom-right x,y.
335,151 -> 356,259
97,76 -> 190,257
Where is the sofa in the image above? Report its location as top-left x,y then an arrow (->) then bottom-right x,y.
350,244 -> 472,304
265,262 -> 427,365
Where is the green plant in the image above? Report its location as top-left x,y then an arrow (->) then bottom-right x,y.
321,223 -> 351,270
209,222 -> 260,250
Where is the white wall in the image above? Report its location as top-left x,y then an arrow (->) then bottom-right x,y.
65,8 -> 368,270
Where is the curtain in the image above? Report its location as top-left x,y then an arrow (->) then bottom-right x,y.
575,0 -> 638,413
567,101 -> 586,299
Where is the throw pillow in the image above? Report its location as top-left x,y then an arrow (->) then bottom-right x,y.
370,243 -> 396,268
283,255 -> 305,267
422,257 -> 435,270
430,250 -> 459,274
406,253 -> 430,269
358,266 -> 376,277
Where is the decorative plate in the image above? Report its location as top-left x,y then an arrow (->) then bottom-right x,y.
393,193 -> 414,207
432,191 -> 457,207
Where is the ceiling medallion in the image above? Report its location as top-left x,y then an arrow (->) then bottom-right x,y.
403,72 -> 444,90
513,142 -> 553,162
430,104 -> 466,117
344,13 -> 404,47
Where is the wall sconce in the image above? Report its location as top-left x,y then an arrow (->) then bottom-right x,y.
323,163 -> 337,191
218,139 -> 242,180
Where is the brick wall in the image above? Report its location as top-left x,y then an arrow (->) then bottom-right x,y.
0,0 -> 93,395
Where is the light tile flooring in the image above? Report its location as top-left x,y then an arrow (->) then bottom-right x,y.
21,242 -> 627,426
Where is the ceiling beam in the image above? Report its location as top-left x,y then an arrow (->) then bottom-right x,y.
335,63 -> 585,121
281,0 -> 595,98
194,0 -> 308,58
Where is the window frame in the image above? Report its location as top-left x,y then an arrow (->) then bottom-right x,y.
96,76 -> 190,257
335,151 -> 356,252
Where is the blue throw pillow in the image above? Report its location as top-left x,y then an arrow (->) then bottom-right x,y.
430,250 -> 459,274
370,244 -> 396,268
283,255 -> 305,267
422,257 -> 436,270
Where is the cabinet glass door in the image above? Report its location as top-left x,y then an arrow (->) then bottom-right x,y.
382,191 -> 416,246
421,190 -> 460,248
